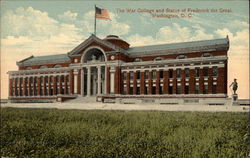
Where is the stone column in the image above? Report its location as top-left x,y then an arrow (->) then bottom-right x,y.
87,67 -> 91,96
110,67 -> 115,94
73,69 -> 78,94
97,66 -> 101,95
81,68 -> 84,96
53,76 -> 57,95
148,70 -> 152,95
64,75 -> 67,95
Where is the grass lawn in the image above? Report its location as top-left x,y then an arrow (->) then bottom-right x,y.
1,108 -> 250,157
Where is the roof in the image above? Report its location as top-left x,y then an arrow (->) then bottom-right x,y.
17,54 -> 70,66
127,37 -> 229,57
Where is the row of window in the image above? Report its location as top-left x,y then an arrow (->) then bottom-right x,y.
134,53 -> 213,62
12,86 -> 70,96
12,75 -> 70,86
122,67 -> 218,80
26,64 -> 62,70
122,83 -> 217,95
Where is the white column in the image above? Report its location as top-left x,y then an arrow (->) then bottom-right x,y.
87,67 -> 91,96
110,67 -> 115,94
73,69 -> 78,94
81,68 -> 84,96
97,66 -> 101,95
104,66 -> 107,94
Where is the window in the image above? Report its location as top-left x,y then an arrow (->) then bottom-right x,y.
61,76 -> 64,82
40,77 -> 43,84
54,65 -> 62,68
130,72 -> 133,80
145,71 -> 149,79
134,58 -> 141,62
185,68 -> 190,77
136,71 -> 140,80
50,76 -> 54,83
159,85 -> 163,94
212,67 -> 218,76
159,70 -> 164,79
152,70 -> 156,79
176,55 -> 187,59
195,68 -> 200,77
122,72 -> 127,80
177,84 -> 181,94
212,85 -> 217,94
40,65 -> 48,69
185,85 -> 189,94
145,86 -> 148,95
154,57 -> 164,61
45,76 -> 48,83
152,86 -> 156,94
129,87 -> 133,95
136,87 -> 140,95
203,67 -> 209,77
169,69 -> 173,78
204,84 -> 208,94
176,69 -> 181,78
202,53 -> 212,57
169,85 -> 173,94
195,85 -> 200,94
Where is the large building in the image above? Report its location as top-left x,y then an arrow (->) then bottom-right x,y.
8,35 -> 229,104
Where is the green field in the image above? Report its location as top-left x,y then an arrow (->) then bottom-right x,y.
1,108 -> 249,157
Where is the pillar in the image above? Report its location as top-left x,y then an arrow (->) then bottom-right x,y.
140,71 -> 145,95
97,66 -> 101,95
87,67 -> 91,96
189,69 -> 195,94
148,70 -> 152,95
81,68 -> 84,96
133,71 -> 137,95
73,69 -> 78,94
163,70 -> 169,94
156,71 -> 160,94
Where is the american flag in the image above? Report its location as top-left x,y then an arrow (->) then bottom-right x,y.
95,7 -> 111,20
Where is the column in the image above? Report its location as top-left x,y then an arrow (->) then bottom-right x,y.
38,77 -> 41,96
173,69 -> 177,94
73,69 -> 78,94
44,76 -> 47,95
9,77 -> 13,96
97,66 -> 101,95
181,69 -> 185,94
217,67 -> 225,94
87,67 -> 91,96
18,78 -> 21,96
28,77 -> 30,96
59,75 -> 62,94
48,76 -> 51,96
199,68 -> 204,94
110,67 -> 115,94
104,66 -> 107,94
81,68 -> 84,96
163,70 -> 169,94
126,72 -> 130,95
208,67 -> 213,94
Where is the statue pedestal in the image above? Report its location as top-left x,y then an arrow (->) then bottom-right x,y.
232,94 -> 238,105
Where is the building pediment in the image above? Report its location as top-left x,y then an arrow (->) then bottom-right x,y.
68,34 -> 123,57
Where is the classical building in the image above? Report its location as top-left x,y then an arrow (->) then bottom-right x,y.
8,35 -> 229,104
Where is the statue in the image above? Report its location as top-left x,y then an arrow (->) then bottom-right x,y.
229,78 -> 238,95
91,55 -> 96,61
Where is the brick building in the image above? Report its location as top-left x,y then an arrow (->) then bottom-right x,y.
7,35 -> 229,103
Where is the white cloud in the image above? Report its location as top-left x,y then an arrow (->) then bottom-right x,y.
58,10 -> 78,22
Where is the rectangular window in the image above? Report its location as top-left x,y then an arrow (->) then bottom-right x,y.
195,85 -> 200,94
212,85 -> 217,94
136,87 -> 140,95
152,86 -> 156,94
136,71 -> 140,80
169,69 -> 173,78
130,71 -> 133,80
152,70 -> 156,79
176,69 -> 181,78
145,86 -> 148,95
145,71 -> 149,79
203,67 -> 209,77
212,67 -> 218,76
168,86 -> 173,94
159,70 -> 164,79
204,84 -> 208,94
185,85 -> 189,94
123,72 -> 127,80
177,84 -> 181,94
129,87 -> 133,95
159,85 -> 163,94
185,68 -> 190,77
195,68 -> 200,77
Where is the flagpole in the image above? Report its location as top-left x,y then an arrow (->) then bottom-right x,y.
94,5 -> 96,35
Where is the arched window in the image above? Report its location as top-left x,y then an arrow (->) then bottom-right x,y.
202,53 -> 212,57
154,57 -> 164,61
54,65 -> 62,68
176,55 -> 187,59
40,65 -> 48,69
134,58 -> 142,62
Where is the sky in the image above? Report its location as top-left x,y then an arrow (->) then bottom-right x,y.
0,0 -> 249,99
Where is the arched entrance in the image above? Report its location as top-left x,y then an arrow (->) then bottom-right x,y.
81,47 -> 107,97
